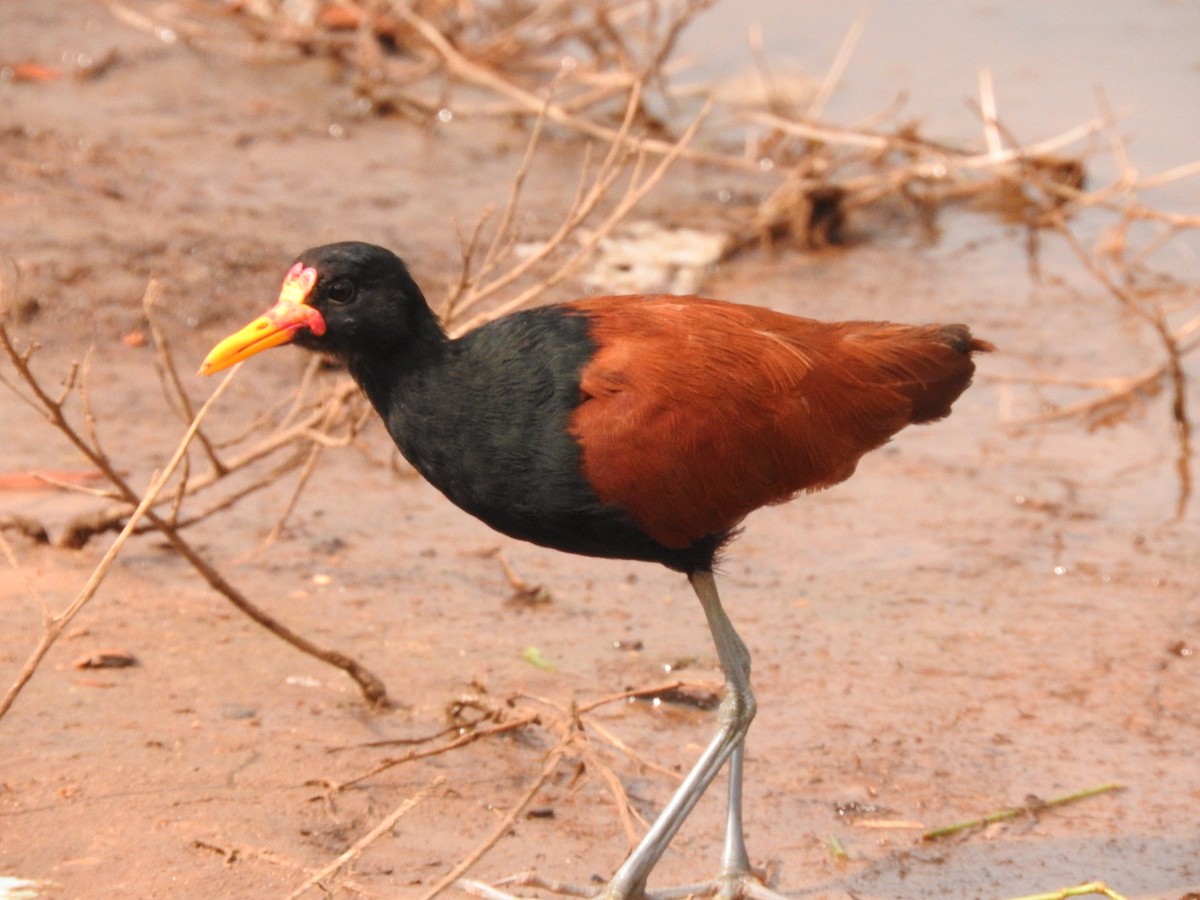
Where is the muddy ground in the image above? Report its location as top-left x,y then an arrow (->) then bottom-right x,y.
1,3 -> 1198,899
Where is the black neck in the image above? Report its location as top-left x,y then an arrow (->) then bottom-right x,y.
345,302 -> 448,416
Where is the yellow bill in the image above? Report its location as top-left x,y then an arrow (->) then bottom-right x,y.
199,263 -> 326,375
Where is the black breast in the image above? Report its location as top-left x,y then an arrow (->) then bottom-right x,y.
370,306 -> 704,570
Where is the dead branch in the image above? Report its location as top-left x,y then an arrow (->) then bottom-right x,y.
1051,222 -> 1195,516
442,83 -> 646,326
1001,312 -> 1200,428
447,92 -> 712,337
143,280 -> 227,476
332,711 -> 542,793
432,734 -> 573,900
0,366 -> 237,720
286,775 -> 446,899
43,376 -> 365,549
425,678 -> 724,896
314,678 -> 721,890
106,0 -> 1198,267
0,311 -> 390,708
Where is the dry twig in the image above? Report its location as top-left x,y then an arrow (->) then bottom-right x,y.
1001,883 -> 1129,900
427,735 -> 573,900
922,781 -> 1124,842
0,362 -> 237,719
0,263 -> 390,708
311,677 -> 718,892
286,775 -> 446,899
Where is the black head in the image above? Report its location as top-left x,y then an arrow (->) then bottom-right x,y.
199,241 -> 441,376
290,242 -> 437,358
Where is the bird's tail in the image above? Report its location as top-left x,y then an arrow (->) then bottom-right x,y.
907,324 -> 994,423
839,322 -> 994,426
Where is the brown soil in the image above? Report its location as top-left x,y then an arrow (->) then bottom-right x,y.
1,4 -> 1197,900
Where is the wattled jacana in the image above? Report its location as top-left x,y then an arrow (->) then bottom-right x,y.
201,241 -> 992,899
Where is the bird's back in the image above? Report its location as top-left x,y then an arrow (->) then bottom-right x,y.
566,295 -> 992,554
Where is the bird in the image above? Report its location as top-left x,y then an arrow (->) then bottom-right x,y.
200,240 -> 992,899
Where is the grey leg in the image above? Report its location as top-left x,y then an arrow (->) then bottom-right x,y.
600,570 -> 757,899
459,570 -> 792,900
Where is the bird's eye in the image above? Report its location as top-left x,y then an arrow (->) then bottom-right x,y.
325,278 -> 356,305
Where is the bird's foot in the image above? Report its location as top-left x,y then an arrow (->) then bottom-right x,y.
455,865 -> 790,899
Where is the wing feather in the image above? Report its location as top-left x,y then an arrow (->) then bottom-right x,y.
567,295 -> 987,549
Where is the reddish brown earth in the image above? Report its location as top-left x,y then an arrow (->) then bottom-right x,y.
1,4 -> 1197,900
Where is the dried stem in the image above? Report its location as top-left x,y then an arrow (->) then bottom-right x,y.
1051,221 -> 1195,515
0,303 -> 391,707
922,781 -> 1124,841
321,680 -> 720,890
286,775 -> 446,899
333,711 -> 542,792
1002,882 -> 1129,900
444,82 -> 645,327
449,94 -> 712,337
142,280 -> 226,476
426,732 -> 574,900
0,366 -> 237,720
